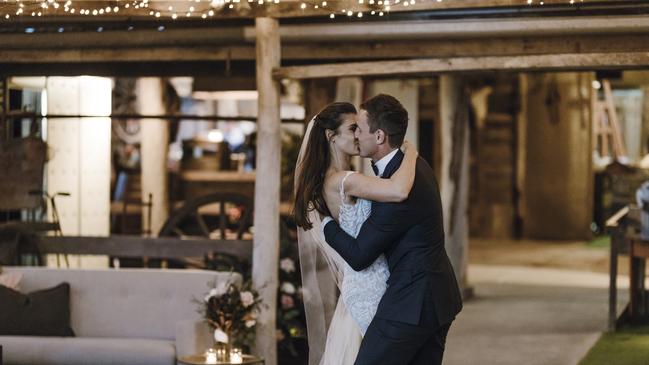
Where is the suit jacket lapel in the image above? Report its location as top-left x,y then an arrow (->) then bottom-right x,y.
381,149 -> 404,179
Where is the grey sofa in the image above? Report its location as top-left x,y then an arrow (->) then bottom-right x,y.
0,267 -> 240,365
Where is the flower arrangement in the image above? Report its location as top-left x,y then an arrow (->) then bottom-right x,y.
199,277 -> 263,350
276,223 -> 308,360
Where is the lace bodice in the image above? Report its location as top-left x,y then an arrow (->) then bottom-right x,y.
338,172 -> 390,335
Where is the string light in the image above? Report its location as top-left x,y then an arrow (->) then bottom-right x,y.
0,0 -> 586,23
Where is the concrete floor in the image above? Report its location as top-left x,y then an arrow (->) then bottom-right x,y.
444,264 -> 629,365
469,238 -> 621,275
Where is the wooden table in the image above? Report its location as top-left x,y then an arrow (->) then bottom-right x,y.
177,354 -> 264,365
179,171 -> 256,202
607,205 -> 649,330
628,234 -> 649,320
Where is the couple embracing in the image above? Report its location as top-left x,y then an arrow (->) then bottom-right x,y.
293,94 -> 463,365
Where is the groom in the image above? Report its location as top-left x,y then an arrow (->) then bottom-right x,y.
322,94 -> 463,365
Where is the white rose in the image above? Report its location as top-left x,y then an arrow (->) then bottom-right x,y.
206,282 -> 230,301
245,320 -> 256,328
240,291 -> 254,308
216,281 -> 231,296
214,329 -> 229,344
281,282 -> 296,294
280,258 -> 296,273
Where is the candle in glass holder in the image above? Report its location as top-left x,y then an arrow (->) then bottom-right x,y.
216,347 -> 228,362
230,348 -> 243,364
205,348 -> 218,364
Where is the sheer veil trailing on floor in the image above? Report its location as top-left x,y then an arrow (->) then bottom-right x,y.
295,118 -> 362,365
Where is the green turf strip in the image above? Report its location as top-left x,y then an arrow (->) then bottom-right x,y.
579,325 -> 649,365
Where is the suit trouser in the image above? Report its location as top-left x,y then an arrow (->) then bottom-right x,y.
354,318 -> 452,365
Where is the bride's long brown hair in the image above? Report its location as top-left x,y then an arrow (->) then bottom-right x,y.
294,102 -> 357,230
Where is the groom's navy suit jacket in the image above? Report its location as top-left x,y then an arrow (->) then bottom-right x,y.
324,150 -> 462,329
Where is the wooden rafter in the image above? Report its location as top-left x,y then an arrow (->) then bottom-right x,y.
273,51 -> 649,79
4,33 -> 649,64
2,15 -> 649,50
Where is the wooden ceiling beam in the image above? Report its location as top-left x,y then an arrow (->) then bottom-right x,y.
0,46 -> 254,63
2,33 -> 649,64
282,34 -> 649,60
273,51 -> 649,79
2,15 -> 649,50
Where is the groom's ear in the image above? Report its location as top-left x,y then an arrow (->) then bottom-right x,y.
375,129 -> 387,145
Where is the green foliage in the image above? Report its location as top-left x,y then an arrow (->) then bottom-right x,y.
276,221 -> 307,357
587,235 -> 611,249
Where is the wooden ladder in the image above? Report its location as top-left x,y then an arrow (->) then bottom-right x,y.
592,79 -> 627,160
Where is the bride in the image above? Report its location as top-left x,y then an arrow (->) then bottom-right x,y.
293,102 -> 417,365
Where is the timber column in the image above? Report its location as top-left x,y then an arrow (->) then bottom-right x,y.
253,17 -> 281,365
137,78 -> 169,236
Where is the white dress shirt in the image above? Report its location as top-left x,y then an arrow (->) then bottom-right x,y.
372,148 -> 399,177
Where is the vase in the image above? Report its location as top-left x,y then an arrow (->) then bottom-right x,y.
215,341 -> 231,362
214,329 -> 232,362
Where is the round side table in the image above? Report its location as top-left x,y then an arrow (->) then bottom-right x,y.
177,354 -> 264,365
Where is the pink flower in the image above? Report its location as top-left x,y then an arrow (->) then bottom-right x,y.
240,291 -> 254,308
280,258 -> 296,273
281,294 -> 294,309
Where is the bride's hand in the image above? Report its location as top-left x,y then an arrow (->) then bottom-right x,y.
401,140 -> 417,155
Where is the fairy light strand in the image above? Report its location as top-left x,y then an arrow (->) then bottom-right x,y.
0,0 -> 586,23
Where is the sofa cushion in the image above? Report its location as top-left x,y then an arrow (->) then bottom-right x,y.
0,271 -> 22,290
0,336 -> 175,365
0,283 -> 74,337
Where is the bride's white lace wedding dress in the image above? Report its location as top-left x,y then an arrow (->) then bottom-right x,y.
318,171 -> 390,365
338,171 -> 390,335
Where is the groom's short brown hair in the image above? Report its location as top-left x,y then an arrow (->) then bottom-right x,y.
360,94 -> 408,148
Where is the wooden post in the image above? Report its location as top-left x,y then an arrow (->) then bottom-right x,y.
439,75 -> 470,296
517,75 -> 529,236
253,17 -> 281,365
137,78 -> 169,236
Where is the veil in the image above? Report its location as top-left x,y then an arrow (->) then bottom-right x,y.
295,118 -> 354,365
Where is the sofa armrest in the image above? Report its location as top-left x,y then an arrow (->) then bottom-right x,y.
175,319 -> 212,357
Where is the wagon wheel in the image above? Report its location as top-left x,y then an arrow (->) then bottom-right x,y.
158,192 -> 253,271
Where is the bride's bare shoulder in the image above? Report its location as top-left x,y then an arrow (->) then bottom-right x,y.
324,170 -> 352,193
